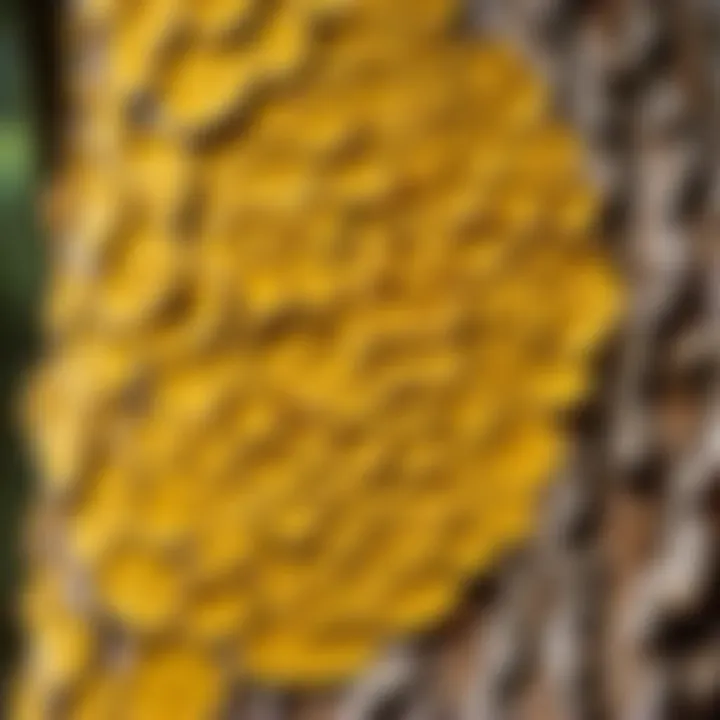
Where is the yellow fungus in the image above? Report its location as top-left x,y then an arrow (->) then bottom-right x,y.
134,473 -> 199,548
186,579 -> 253,643
385,567 -> 461,633
191,500 -> 254,582
121,132 -> 193,222
68,672 -> 122,720
24,0 -> 623,698
22,572 -> 96,695
127,643 -> 223,720
185,0 -> 262,40
24,365 -> 98,494
245,625 -> 379,686
257,6 -> 312,83
159,44 -> 260,133
98,544 -> 183,631
95,224 -> 187,333
69,463 -> 136,566
12,683 -> 41,720
111,0 -> 179,97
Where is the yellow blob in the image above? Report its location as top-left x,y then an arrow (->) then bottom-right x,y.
258,6 -> 312,82
185,0 -> 261,39
24,363 -> 98,495
134,473 -> 199,548
23,573 -> 96,694
96,225 -> 186,332
98,545 -> 183,631
11,676 -> 45,720
192,499 -> 254,582
69,464 -> 136,565
186,579 -> 253,643
127,643 -> 223,720
360,0 -> 459,37
245,625 -> 378,686
384,567 -> 460,633
121,132 -> 192,221
112,0 -> 179,97
159,44 -> 260,133
26,0 -> 623,695
69,673 -> 122,720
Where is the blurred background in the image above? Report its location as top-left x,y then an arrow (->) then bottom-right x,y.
0,1 -> 719,718
0,0 -> 44,689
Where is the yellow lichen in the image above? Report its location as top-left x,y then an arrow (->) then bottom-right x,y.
23,0 -> 622,704
127,643 -> 224,720
97,544 -> 183,631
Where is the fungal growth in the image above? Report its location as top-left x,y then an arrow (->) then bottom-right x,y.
17,0 -> 621,713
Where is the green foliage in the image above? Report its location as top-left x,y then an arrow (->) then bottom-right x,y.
0,2 -> 43,683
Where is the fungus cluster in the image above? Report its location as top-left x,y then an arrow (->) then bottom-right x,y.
17,0 -> 620,714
